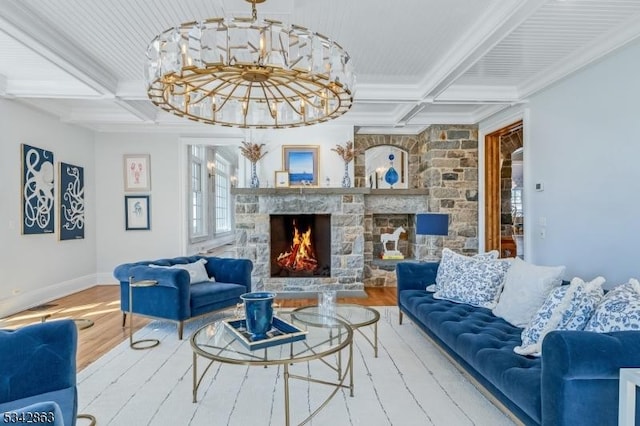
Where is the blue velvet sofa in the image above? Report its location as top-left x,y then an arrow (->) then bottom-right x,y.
114,255 -> 253,339
0,320 -> 77,426
397,261 -> 640,426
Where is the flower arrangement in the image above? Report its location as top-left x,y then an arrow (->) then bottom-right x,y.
239,141 -> 267,163
331,141 -> 358,163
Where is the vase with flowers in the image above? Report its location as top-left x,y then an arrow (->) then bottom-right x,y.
331,141 -> 358,188
240,141 -> 267,188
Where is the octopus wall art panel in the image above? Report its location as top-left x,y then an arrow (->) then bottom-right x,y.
21,144 -> 55,235
59,162 -> 85,240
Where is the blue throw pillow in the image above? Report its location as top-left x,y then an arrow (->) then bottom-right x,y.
433,248 -> 510,308
585,279 -> 640,332
515,276 -> 604,357
425,250 -> 500,292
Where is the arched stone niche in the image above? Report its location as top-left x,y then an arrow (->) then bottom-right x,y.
353,135 -> 421,188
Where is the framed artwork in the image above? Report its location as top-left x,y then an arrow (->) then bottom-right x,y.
123,154 -> 151,191
59,162 -> 85,240
21,143 -> 55,234
125,195 -> 151,230
274,171 -> 290,188
282,146 -> 319,186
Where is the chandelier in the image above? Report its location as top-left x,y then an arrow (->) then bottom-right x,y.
145,0 -> 355,129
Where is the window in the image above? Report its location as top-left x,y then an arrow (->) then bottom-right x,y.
190,145 -> 206,238
214,154 -> 231,233
188,145 -> 235,246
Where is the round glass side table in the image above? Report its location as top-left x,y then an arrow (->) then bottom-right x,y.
128,277 -> 160,350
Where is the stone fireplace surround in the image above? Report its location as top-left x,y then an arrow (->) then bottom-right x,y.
234,188 -> 429,296
233,125 -> 481,296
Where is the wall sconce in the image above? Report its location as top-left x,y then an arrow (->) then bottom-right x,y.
230,175 -> 238,188
207,161 -> 215,178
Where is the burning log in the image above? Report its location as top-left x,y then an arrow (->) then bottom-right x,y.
276,221 -> 319,272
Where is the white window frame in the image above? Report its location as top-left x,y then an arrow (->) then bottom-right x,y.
214,154 -> 232,234
190,145 -> 207,239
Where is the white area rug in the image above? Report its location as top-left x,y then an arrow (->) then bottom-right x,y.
77,307 -> 514,426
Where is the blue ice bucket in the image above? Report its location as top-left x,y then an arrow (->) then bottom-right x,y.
240,292 -> 277,340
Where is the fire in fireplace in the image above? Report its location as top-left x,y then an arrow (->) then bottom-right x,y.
270,214 -> 331,277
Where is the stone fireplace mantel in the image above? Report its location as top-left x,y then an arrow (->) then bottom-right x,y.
233,188 -> 431,295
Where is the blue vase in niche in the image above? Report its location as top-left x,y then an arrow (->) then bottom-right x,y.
240,292 -> 276,340
384,153 -> 399,187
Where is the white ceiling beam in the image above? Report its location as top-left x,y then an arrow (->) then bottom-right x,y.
0,2 -> 119,96
436,85 -> 520,103
113,99 -> 158,123
6,80 -> 105,98
0,73 -> 7,96
420,0 -> 549,101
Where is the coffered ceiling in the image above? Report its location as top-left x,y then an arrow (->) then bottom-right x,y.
1,0 -> 639,135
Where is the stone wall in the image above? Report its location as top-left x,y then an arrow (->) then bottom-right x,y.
421,125 -> 479,255
499,130 -> 524,236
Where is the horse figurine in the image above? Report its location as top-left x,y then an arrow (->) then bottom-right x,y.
381,226 -> 406,253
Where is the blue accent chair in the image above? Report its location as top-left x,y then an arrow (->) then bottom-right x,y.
0,320 -> 77,426
114,255 -> 253,339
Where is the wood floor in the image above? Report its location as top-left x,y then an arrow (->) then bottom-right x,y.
1,285 -> 397,372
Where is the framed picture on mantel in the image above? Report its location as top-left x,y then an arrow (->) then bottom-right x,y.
274,171 -> 289,188
283,146 -> 318,187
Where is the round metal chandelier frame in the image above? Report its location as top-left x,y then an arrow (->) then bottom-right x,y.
145,1 -> 355,129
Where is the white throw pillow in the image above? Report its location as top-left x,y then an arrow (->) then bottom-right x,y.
432,249 -> 511,308
150,258 -> 211,284
584,279 -> 640,332
426,250 -> 500,292
515,276 -> 605,357
492,258 -> 565,327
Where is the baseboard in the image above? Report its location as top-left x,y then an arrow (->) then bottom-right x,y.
275,290 -> 368,299
0,274 -> 101,319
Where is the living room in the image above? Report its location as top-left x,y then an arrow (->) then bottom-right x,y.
2,1 -> 640,425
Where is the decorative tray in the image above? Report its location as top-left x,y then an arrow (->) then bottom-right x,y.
223,316 -> 308,350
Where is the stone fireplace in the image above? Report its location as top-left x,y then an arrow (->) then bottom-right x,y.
234,189 -> 433,295
233,124 -> 480,295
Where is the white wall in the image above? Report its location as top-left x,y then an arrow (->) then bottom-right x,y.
94,132 -> 184,281
481,37 -> 640,286
0,99 -> 96,317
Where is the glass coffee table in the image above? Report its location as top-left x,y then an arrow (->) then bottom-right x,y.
191,311 -> 353,426
293,304 -> 380,357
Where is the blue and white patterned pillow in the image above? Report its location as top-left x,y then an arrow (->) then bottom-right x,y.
515,276 -> 605,357
584,279 -> 640,333
432,248 -> 511,308
426,250 -> 500,292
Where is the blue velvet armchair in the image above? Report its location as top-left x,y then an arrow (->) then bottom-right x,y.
0,320 -> 77,426
113,255 -> 253,339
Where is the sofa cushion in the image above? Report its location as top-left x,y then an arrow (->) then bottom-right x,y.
433,248 -> 511,308
150,258 -> 210,284
0,388 -> 75,426
585,279 -> 640,332
515,276 -> 605,356
425,250 -> 499,292
189,281 -> 246,310
492,258 -> 565,327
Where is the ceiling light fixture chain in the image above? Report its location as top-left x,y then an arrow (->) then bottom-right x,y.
145,0 -> 355,129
